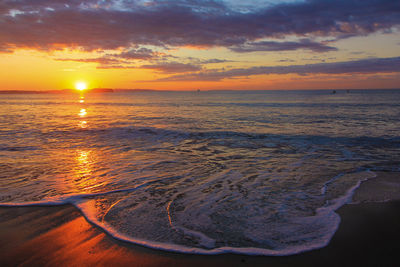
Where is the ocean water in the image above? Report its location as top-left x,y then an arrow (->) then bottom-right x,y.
0,89 -> 399,255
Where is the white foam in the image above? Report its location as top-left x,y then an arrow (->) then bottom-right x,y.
321,173 -> 344,195
0,170 -> 378,256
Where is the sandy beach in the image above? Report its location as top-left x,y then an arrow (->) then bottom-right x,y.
1,172 -> 399,267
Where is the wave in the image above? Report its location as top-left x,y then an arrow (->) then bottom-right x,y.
26,124 -> 400,145
0,170 -> 378,256
0,145 -> 38,151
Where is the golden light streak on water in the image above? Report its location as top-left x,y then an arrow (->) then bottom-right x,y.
166,201 -> 174,229
79,108 -> 87,117
73,149 -> 105,192
76,150 -> 91,177
79,121 -> 87,128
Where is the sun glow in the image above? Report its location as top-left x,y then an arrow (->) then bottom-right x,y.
75,81 -> 87,91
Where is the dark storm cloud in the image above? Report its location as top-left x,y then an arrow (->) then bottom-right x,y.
230,39 -> 337,53
158,57 -> 400,81
0,0 -> 399,52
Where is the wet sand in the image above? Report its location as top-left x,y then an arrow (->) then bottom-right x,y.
1,173 -> 400,266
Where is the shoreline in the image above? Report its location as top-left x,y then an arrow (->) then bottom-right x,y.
1,201 -> 399,266
1,173 -> 400,266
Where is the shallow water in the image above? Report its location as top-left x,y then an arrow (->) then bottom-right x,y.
0,89 -> 399,255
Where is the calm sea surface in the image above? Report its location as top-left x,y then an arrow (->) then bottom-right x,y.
0,90 -> 399,255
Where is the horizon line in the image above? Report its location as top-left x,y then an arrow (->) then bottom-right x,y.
1,88 -> 400,94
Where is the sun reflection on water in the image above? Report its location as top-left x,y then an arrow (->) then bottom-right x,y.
75,150 -> 92,179
79,120 -> 87,128
74,149 -> 104,192
78,95 -> 88,128
77,150 -> 90,166
79,108 -> 87,117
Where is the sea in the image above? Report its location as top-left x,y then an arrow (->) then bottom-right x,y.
0,89 -> 399,255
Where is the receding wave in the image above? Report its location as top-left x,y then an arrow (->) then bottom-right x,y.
0,169 -> 377,255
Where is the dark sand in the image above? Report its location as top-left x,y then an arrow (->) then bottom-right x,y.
1,173 -> 399,267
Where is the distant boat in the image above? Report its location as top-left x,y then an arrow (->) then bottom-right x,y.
332,90 -> 336,94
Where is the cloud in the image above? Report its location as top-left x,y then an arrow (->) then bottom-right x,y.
185,57 -> 233,64
0,0 -> 399,52
158,57 -> 400,81
0,46 -> 13,53
140,62 -> 202,73
96,65 -> 137,69
277,59 -> 296,63
55,57 -> 121,65
201,58 -> 232,64
55,46 -> 167,68
230,39 -> 337,53
112,47 -> 161,60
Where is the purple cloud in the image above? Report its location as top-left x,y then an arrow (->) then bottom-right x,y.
158,57 -> 400,81
140,62 -> 202,73
55,46 -> 167,68
201,58 -> 232,64
0,0 -> 398,52
185,57 -> 233,64
230,39 -> 337,53
112,47 -> 160,60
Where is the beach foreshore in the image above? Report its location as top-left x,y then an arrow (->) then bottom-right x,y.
1,172 -> 399,267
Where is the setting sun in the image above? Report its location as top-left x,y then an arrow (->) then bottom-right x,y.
75,82 -> 87,91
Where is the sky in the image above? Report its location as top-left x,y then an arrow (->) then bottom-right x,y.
0,0 -> 399,91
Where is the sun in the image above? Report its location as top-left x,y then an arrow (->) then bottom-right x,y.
75,81 -> 87,91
